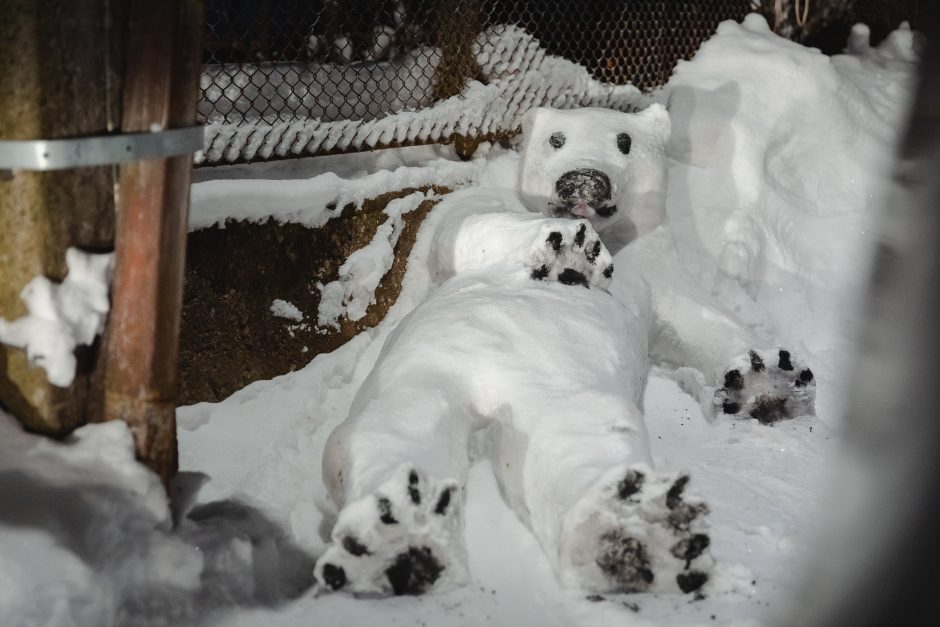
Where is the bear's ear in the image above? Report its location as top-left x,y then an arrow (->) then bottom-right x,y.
637,103 -> 671,145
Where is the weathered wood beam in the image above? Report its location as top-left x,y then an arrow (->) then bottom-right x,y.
104,0 -> 203,486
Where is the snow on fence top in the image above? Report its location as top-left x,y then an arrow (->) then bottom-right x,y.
198,26 -> 647,165
196,0 -> 922,166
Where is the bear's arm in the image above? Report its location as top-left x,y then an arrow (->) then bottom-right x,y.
431,206 -> 549,278
619,227 -> 759,384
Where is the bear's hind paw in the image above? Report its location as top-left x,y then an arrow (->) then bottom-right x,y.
314,466 -> 466,596
561,466 -> 712,594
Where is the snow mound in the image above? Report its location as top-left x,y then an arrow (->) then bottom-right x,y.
0,411 -> 317,627
665,15 -> 917,289
0,248 -> 114,387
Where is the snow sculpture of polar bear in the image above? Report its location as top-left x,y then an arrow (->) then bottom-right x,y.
313,105 -> 815,598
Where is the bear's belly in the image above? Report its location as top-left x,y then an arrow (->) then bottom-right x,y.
364,267 -> 652,409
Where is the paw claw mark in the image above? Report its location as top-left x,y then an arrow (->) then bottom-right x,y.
586,240 -> 602,264
408,470 -> 421,505
531,265 -> 550,280
378,497 -> 398,525
778,349 -> 793,371
558,268 -> 589,287
434,486 -> 454,515
796,368 -> 814,386
574,223 -> 587,247
322,563 -> 347,590
666,475 -> 689,510
547,231 -> 563,252
665,475 -> 709,531
671,533 -> 711,567
342,535 -> 371,556
617,469 -> 645,500
749,350 -> 765,373
385,546 -> 444,596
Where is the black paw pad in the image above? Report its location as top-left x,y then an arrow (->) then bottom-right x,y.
666,475 -> 689,510
385,546 -> 444,596
342,535 -> 371,557
408,470 -> 421,505
749,394 -> 789,424
378,497 -> 398,525
434,486 -> 454,515
666,476 -> 709,531
574,223 -> 587,247
617,469 -> 645,500
671,534 -> 710,566
531,265 -> 550,280
796,368 -> 814,387
547,231 -> 563,252
322,563 -> 347,590
723,369 -> 744,391
676,570 -> 708,593
722,400 -> 741,414
777,350 -> 793,371
558,268 -> 589,287
597,531 -> 654,592
749,350 -> 765,373
603,264 -> 614,279
586,240 -> 602,264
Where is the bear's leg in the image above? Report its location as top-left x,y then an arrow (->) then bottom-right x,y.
490,399 -> 712,594
315,397 -> 475,596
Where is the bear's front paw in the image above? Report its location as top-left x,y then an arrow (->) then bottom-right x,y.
715,349 -> 815,424
313,465 -> 466,597
528,220 -> 614,290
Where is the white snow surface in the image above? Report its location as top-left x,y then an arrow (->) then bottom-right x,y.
0,16 -> 918,627
270,300 -> 304,322
0,248 -> 114,387
317,190 -> 430,329
189,154 -> 481,231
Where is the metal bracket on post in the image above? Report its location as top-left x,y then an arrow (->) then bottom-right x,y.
0,126 -> 203,172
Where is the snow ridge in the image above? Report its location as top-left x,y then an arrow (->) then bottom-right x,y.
317,191 -> 431,329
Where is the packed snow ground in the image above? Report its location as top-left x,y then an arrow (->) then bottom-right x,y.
0,16 -> 917,627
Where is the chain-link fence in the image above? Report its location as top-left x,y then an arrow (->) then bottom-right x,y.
198,0 -> 923,166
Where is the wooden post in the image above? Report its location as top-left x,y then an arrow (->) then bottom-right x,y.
0,0 -> 125,435
103,0 -> 203,486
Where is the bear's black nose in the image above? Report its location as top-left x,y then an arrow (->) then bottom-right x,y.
554,168 -> 612,204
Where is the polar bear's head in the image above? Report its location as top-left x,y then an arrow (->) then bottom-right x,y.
517,105 -> 671,249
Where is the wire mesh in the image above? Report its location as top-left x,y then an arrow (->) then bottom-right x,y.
198,0 -> 922,166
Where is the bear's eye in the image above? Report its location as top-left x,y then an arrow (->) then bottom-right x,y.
549,132 -> 566,149
617,132 -> 632,155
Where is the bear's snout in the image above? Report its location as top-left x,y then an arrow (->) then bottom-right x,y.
554,168 -> 613,205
